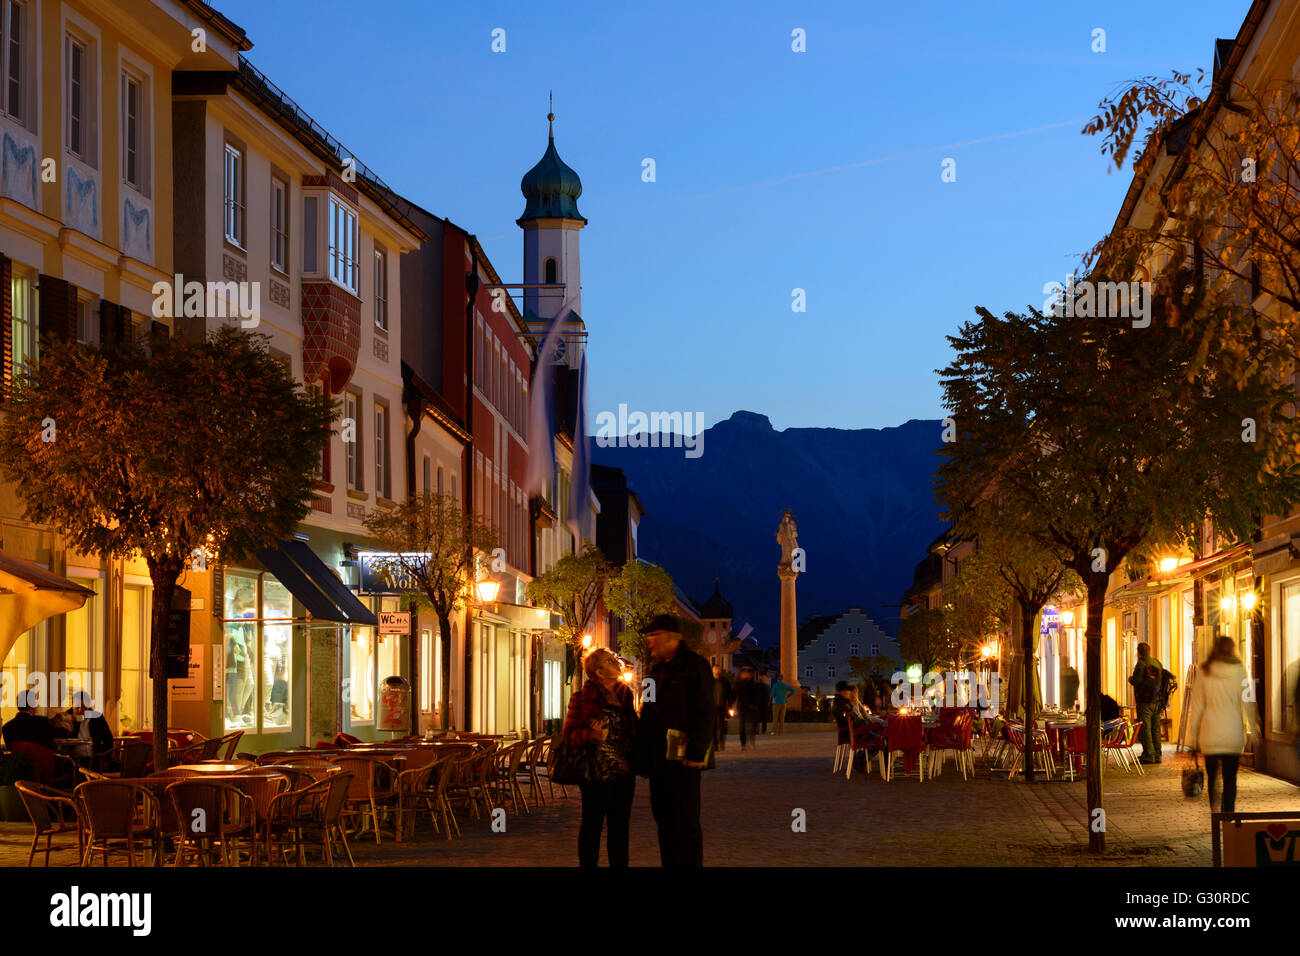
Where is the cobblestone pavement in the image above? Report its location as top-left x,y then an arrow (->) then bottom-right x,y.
4,732 -> 1297,866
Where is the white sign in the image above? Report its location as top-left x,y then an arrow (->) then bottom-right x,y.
379,611 -> 411,635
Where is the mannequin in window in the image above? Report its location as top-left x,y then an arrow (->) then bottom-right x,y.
265,658 -> 289,725
226,586 -> 257,726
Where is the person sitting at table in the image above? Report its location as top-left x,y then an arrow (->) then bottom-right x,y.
1095,693 -> 1121,723
832,683 -> 886,769
2,691 -> 59,752
58,692 -> 115,767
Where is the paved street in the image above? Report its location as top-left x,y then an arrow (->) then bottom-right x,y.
9,732 -> 1294,867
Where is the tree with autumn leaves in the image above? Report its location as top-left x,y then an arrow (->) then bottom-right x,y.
0,329 -> 331,771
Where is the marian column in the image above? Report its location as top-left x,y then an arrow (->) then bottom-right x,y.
776,511 -> 801,708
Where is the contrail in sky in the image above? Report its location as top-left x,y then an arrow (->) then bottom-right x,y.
672,117 -> 1087,202
476,117 -> 1086,240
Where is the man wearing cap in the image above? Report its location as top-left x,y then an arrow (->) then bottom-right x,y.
637,613 -> 715,867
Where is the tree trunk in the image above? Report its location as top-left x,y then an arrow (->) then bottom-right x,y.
146,556 -> 183,773
437,609 -> 453,732
1021,599 -> 1037,783
1085,575 -> 1108,854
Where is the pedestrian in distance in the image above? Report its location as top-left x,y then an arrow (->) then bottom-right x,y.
712,664 -> 734,751
1128,641 -> 1165,764
734,668 -> 763,750
635,614 -> 715,868
758,673 -> 772,735
1186,636 -> 1258,815
770,673 -> 794,734
562,647 -> 638,867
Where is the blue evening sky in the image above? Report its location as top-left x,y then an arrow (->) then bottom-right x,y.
219,0 -> 1242,431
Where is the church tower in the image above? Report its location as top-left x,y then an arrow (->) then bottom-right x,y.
519,102 -> 587,366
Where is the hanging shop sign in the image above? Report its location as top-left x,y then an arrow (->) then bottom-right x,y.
358,552 -> 429,595
378,611 -> 411,635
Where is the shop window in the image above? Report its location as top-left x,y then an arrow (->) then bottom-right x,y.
350,623 -> 375,724
63,576 -> 102,707
0,622 -> 44,721
1276,581 -> 1300,734
261,577 -> 292,730
420,629 -> 434,713
223,570 -> 293,734
224,571 -> 259,731
119,585 -> 152,733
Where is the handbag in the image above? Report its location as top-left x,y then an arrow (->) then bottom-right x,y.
1182,752 -> 1204,798
550,736 -> 597,785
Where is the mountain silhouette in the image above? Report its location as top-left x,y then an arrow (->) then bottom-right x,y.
592,410 -> 947,646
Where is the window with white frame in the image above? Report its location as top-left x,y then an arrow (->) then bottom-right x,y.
827,665 -> 837,679
2,0 -> 33,128
375,402 -> 390,499
328,195 -> 357,292
850,643 -> 860,657
374,246 -> 387,331
870,643 -> 879,656
827,642 -> 836,655
223,142 -> 244,246
270,176 -> 288,273
66,31 -> 97,165
421,455 -> 431,494
121,70 -> 148,194
344,390 -> 362,491
75,294 -> 96,344
10,268 -> 36,373
804,665 -> 813,680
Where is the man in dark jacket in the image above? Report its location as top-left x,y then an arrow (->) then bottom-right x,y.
1128,642 -> 1164,764
2,691 -> 58,752
638,614 -> 715,867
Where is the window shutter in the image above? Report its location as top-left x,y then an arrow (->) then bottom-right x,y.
118,305 -> 133,344
1,254 -> 12,400
38,274 -> 77,344
151,321 -> 170,343
99,298 -> 127,345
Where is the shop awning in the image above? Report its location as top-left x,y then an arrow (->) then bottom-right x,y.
256,540 -> 377,626
0,550 -> 96,666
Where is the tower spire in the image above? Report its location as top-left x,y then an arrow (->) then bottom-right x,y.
547,91 -> 554,142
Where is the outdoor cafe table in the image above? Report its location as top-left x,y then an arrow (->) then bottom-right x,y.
169,762 -> 252,774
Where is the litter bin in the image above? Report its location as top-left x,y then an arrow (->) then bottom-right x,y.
377,675 -> 411,732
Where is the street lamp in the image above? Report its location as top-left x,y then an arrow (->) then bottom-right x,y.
581,634 -> 593,649
1240,591 -> 1257,612
475,576 -> 500,605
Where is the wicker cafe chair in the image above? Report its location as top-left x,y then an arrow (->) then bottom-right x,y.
267,772 -> 355,866
486,741 -> 531,816
517,735 -> 549,808
444,748 -> 494,823
74,780 -> 161,866
15,781 -> 84,866
114,738 -> 155,778
166,779 -> 255,867
333,756 -> 398,844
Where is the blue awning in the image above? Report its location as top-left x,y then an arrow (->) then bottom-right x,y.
256,540 -> 378,626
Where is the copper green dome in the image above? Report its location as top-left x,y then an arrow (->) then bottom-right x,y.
518,117 -> 586,224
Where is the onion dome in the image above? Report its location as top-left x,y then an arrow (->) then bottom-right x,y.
519,110 -> 586,224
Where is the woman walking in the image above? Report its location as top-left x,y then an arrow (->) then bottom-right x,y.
562,647 -> 639,867
1186,636 -> 1259,814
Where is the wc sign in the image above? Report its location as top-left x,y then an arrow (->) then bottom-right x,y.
378,611 -> 411,635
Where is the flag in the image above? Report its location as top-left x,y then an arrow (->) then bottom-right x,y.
568,349 -> 591,542
523,293 -> 579,498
